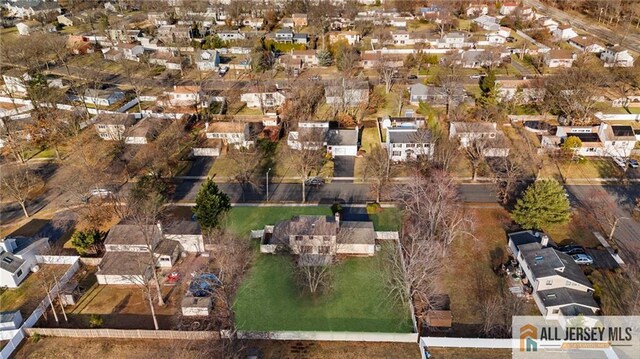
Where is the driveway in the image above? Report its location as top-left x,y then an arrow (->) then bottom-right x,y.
186,157 -> 215,177
332,157 -> 355,179
584,248 -> 620,270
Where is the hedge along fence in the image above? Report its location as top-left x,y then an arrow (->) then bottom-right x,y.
24,328 -> 220,340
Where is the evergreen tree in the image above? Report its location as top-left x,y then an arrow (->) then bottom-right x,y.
70,228 -> 103,255
316,50 -> 333,67
512,179 -> 571,230
193,178 -> 231,231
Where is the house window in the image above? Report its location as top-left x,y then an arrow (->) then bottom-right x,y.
300,245 -> 312,253
392,151 -> 401,156
295,235 -> 303,241
16,269 -> 23,278
318,246 -> 330,254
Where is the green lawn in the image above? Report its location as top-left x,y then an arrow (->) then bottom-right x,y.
367,206 -> 401,231
233,249 -> 413,332
360,126 -> 380,153
225,206 -> 333,236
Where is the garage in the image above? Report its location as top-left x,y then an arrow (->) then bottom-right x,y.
96,252 -> 152,285
326,128 -> 359,157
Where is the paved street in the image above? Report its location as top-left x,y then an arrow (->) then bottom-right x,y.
565,184 -> 640,264
172,179 -> 498,204
524,0 -> 640,53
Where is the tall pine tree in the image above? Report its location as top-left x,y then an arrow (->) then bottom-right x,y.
512,179 -> 571,230
193,178 -> 231,231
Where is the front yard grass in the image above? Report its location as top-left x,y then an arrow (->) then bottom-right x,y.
233,248 -> 413,332
542,213 -> 600,248
540,158 -> 624,181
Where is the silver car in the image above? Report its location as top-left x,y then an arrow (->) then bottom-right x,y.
572,254 -> 593,265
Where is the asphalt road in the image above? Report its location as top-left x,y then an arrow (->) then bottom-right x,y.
565,184 -> 640,264
172,179 -> 498,204
524,0 -> 640,53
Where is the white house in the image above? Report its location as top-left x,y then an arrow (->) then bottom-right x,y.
435,32 -> 470,49
329,31 -> 361,46
124,117 -> 167,145
159,86 -> 209,110
325,81 -> 369,107
2,70 -> 31,95
78,88 -> 125,107
552,24 -> 578,41
544,49 -> 575,68
600,46 -> 635,68
240,88 -> 286,109
162,220 -> 205,253
386,128 -> 433,162
93,113 -> 136,141
148,51 -> 183,71
205,121 -> 255,149
326,128 -> 359,157
473,15 -> 500,31
542,123 -> 637,158
287,122 -> 329,150
449,122 -> 510,157
0,236 -> 49,288
568,36 -> 606,53
467,4 -> 489,17
409,83 -> 467,106
195,50 -> 221,71
495,78 -> 545,104
508,231 -> 599,320
499,2 -> 519,16
192,138 -> 222,157
216,30 -> 246,41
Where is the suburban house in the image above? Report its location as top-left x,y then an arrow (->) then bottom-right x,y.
2,0 -> 61,19
192,138 -> 223,157
326,128 -> 359,157
544,49 -> 575,68
290,50 -> 318,67
386,127 -> 434,162
435,32 -> 471,49
161,220 -> 205,253
157,24 -> 191,44
2,69 -> 31,95
499,2 -> 519,15
409,83 -> 467,107
541,123 -> 637,158
92,113 -> 135,140
293,33 -> 309,45
467,3 -> 489,17
287,121 -> 330,150
205,121 -> 256,149
242,17 -> 263,30
97,223 -> 181,285
259,213 -> 376,259
600,46 -> 635,68
292,13 -> 308,28
329,31 -> 361,46
539,16 -> 560,32
508,231 -> 599,320
495,78 -> 545,104
76,88 -> 125,107
325,80 -> 369,107
195,50 -> 221,71
158,86 -> 209,110
149,51 -> 184,71
124,117 -> 168,145
102,43 -> 144,62
216,30 -> 245,41
275,28 -> 294,43
0,236 -> 49,288
360,52 -> 405,69
552,24 -> 578,41
473,15 -> 500,31
15,20 -> 54,36
458,49 -> 505,69
240,87 -> 286,109
66,35 -> 94,55
568,35 -> 605,53
449,122 -> 510,157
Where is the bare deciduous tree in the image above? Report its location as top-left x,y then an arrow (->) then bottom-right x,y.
1,165 -> 42,218
464,137 -> 488,182
285,127 -> 327,203
362,144 -> 392,203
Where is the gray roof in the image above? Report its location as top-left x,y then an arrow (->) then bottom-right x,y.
388,129 -> 431,144
0,311 -> 21,324
105,224 -> 162,246
522,247 -> 592,288
98,251 -> 150,276
272,216 -> 338,245
0,251 -> 24,274
508,230 -> 554,249
327,129 -> 358,146
163,220 -> 201,236
537,287 -> 599,309
339,221 -> 375,245
155,239 -> 179,256
181,296 -> 212,308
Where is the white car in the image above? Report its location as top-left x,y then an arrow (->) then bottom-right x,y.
612,157 -> 626,168
90,188 -> 113,198
572,254 -> 593,265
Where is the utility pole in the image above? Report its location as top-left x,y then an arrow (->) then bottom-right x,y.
266,167 -> 271,201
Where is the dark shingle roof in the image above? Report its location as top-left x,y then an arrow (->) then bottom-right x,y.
537,287 -> 599,309
98,251 -> 150,276
327,129 -> 358,146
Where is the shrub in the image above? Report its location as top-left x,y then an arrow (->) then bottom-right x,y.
89,314 -> 104,328
331,203 -> 343,215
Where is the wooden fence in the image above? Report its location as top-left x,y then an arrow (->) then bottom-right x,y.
24,328 -> 220,340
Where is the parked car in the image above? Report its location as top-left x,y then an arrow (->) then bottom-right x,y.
558,245 -> 585,255
310,75 -> 321,81
469,74 -> 482,79
506,36 -> 515,42
407,74 -> 418,80
572,254 -> 593,265
218,66 -> 228,77
613,156 -> 626,168
304,177 -> 325,186
629,159 -> 639,168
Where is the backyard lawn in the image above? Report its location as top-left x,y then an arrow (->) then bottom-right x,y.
230,206 -> 410,332
539,158 -> 623,181
233,250 -> 413,332
0,265 -> 70,314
